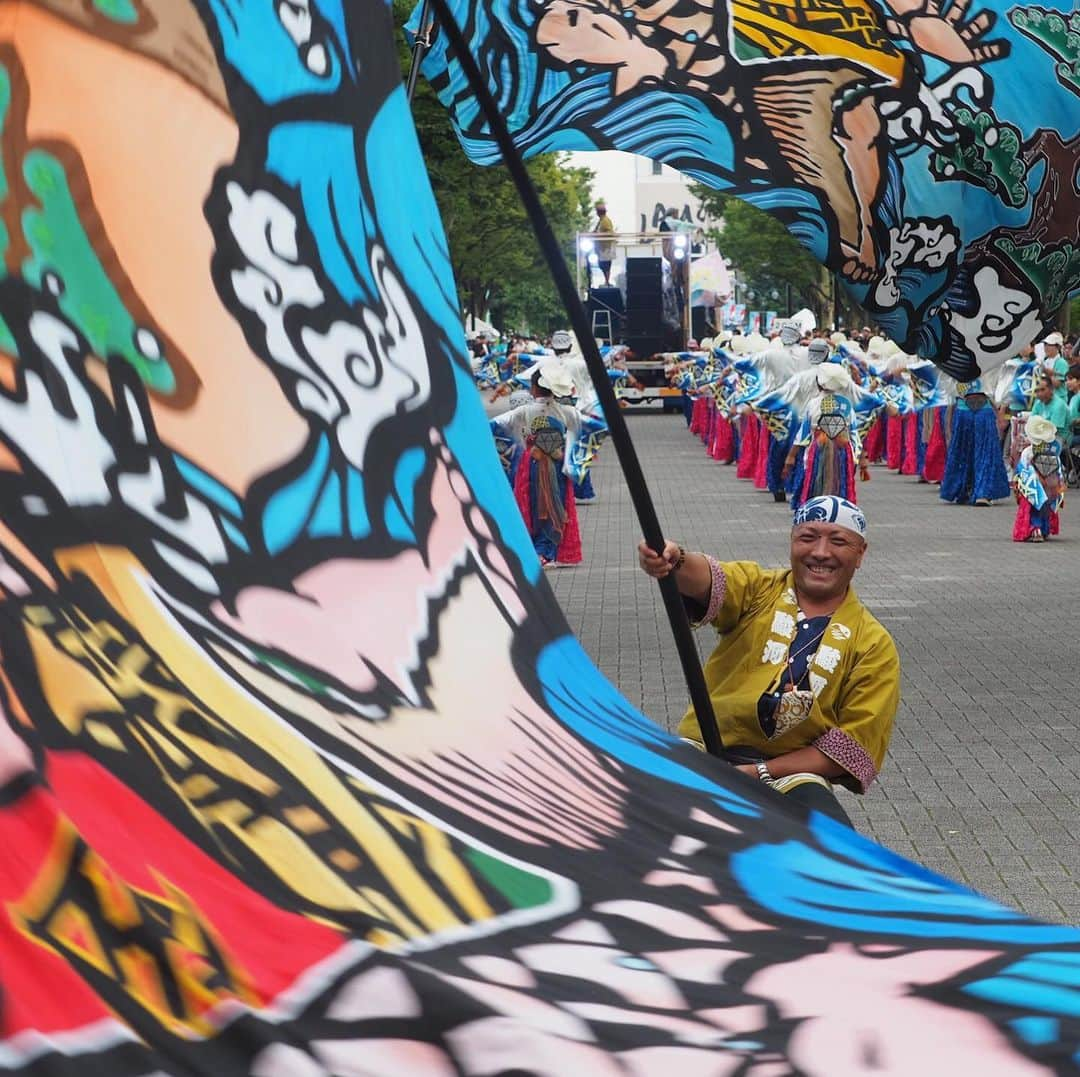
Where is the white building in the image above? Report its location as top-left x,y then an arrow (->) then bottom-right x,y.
565,150 -> 719,235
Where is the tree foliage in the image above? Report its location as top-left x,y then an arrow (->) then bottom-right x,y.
394,2 -> 592,334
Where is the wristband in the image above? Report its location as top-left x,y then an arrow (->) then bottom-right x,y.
755,760 -> 774,784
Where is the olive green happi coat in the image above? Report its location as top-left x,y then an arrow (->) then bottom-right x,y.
678,562 -> 899,792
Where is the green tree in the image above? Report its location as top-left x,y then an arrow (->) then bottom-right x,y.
394,2 -> 592,334
689,185 -> 835,322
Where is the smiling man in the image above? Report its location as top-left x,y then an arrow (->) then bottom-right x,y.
638,496 -> 899,824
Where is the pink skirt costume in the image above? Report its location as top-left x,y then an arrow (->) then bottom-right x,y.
863,415 -> 886,464
901,412 -> 920,475
753,425 -> 771,489
922,408 -> 946,483
711,410 -> 736,463
886,414 -> 903,470
736,411 -> 760,480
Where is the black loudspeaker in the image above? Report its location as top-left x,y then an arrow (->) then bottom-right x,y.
589,285 -> 624,314
626,256 -> 662,278
624,257 -> 668,356
625,258 -> 661,314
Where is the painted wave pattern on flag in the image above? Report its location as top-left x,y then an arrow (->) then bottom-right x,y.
420,0 -> 1080,380
0,1 -> 1079,1072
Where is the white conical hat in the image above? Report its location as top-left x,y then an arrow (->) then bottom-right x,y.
537,360 -> 575,398
816,363 -> 852,392
1025,414 -> 1057,444
883,347 -> 912,374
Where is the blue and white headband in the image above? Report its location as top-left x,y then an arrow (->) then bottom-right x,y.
792,496 -> 867,538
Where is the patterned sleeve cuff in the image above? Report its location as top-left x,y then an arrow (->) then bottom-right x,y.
814,727 -> 877,793
687,556 -> 726,628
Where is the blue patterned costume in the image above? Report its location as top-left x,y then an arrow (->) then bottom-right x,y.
940,380 -> 1011,505
1014,438 -> 1065,541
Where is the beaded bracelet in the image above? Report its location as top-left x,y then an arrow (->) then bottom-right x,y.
672,545 -> 686,572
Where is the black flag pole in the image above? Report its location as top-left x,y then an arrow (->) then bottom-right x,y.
417,0 -> 725,757
405,0 -> 433,103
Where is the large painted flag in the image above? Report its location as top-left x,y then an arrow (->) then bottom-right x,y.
2,1 -> 1080,1073
419,0 -> 1080,379
690,249 -> 734,307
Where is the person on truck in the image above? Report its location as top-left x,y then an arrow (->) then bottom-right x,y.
594,200 -> 616,285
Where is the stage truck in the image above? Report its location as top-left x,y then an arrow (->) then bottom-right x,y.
576,227 -> 724,411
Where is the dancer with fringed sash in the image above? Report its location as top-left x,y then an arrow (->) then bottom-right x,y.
784,364 -> 865,514
495,363 -> 584,567
1012,415 -> 1065,543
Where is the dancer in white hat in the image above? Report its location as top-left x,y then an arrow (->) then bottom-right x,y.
1012,414 -> 1065,543
493,360 -> 585,567
550,330 -> 601,505
735,322 -> 802,499
781,363 -> 876,512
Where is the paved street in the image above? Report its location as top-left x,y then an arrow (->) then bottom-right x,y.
547,411 -> 1080,923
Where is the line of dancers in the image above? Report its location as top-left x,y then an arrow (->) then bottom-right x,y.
671,323 -> 1069,544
